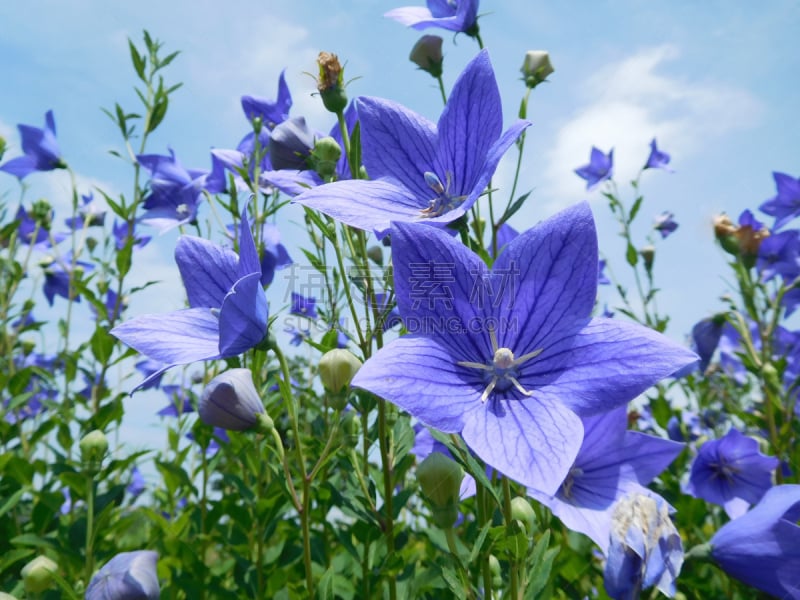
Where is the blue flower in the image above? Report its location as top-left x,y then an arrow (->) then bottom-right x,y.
137,148 -> 209,232
241,69 -> 292,129
575,146 -> 613,191
110,211 -> 268,390
604,492 -> 683,599
198,368 -> 265,431
260,223 -> 293,286
41,251 -> 94,306
757,229 -> 800,282
16,205 -> 67,250
351,202 -> 697,494
295,50 -> 529,238
527,407 -> 684,552
686,427 -> 779,518
65,192 -> 106,229
385,0 -> 480,34
127,466 -> 146,498
653,211 -> 678,239
85,550 -> 160,600
690,315 -> 726,373
759,171 -> 800,231
710,484 -> 800,599
0,110 -> 65,179
156,385 -> 194,417
112,220 -> 151,251
290,292 -> 318,319
644,138 -> 672,171
598,258 -> 611,285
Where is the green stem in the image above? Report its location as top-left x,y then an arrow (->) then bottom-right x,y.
377,398 -> 397,600
502,477 -> 520,598
436,75 -> 448,105
84,472 -> 96,582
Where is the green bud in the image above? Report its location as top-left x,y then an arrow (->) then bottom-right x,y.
640,245 -> 655,271
31,199 -> 54,229
317,52 -> 348,114
510,496 -> 537,535
0,135 -> 6,162
0,592 -> 19,600
488,554 -> 501,577
366,245 -> 383,265
417,452 -> 463,529
319,349 -> 362,394
254,412 -> 275,435
310,136 -> 342,180
21,556 -> 57,593
409,35 -> 444,79
79,429 -> 108,470
521,51 -> 554,89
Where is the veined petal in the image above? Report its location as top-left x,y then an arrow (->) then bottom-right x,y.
236,208 -> 260,277
110,308 -> 220,366
436,50 -> 502,196
462,396 -> 583,495
620,432 -> 685,485
524,317 -> 698,416
358,96 -> 438,200
492,202 -> 598,352
294,179 -> 422,237
218,272 -> 268,356
175,236 -> 238,308
351,335 -> 482,433
391,220 -> 490,361
384,6 -> 436,26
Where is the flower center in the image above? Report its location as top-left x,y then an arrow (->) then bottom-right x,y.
560,466 -> 584,500
457,327 -> 542,402
419,171 -> 466,218
176,203 -> 190,219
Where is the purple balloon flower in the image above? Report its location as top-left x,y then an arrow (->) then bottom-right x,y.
241,69 -> 292,129
385,0 -> 480,34
42,251 -> 94,306
260,223 -> 292,287
16,205 -> 67,250
686,427 -> 779,518
759,171 -> 800,231
290,292 -> 318,319
690,315 -> 726,373
575,146 -> 613,191
757,229 -> 800,282
65,192 -> 106,229
85,550 -> 160,600
110,210 -> 268,390
294,50 -> 529,238
198,368 -> 265,431
710,484 -> 800,599
653,211 -> 678,239
527,407 -> 684,552
352,202 -> 697,494
127,466 -> 146,498
0,110 -> 65,179
644,138 -> 672,171
137,148 -> 210,232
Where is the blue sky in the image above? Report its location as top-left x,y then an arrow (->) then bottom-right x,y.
1,1 -> 799,451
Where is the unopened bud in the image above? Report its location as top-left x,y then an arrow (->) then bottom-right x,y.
79,430 -> 108,470
366,245 -> 383,265
309,136 -> 342,180
510,496 -> 537,535
640,245 -> 655,271
409,35 -> 444,79
269,117 -> 315,171
317,52 -> 348,114
21,556 -> 57,593
199,368 -> 265,431
0,135 -> 6,162
319,349 -> 362,394
417,452 -> 463,528
521,51 -> 554,88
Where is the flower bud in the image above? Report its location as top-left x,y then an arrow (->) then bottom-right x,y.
319,349 -> 362,394
640,245 -> 655,271
510,496 -> 537,535
409,35 -> 444,79
521,51 -> 554,88
367,245 -> 383,265
317,52 -> 348,114
0,135 -> 6,162
199,368 -> 265,431
269,117 -> 315,171
21,555 -> 57,593
309,136 -> 342,180
0,592 -> 19,600
79,430 -> 108,471
417,452 -> 464,529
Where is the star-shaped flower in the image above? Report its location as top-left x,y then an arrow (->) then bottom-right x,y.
0,110 -> 65,179
653,211 -> 679,238
644,138 -> 672,171
241,69 -> 292,129
111,211 -> 268,389
527,406 -> 684,552
385,0 -> 480,34
294,50 -> 529,238
85,550 -> 160,600
575,146 -> 613,191
352,202 -> 697,494
759,171 -> 800,231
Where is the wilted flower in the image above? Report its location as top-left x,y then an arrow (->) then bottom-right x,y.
85,550 -> 160,600
0,110 -> 65,179
316,52 -> 348,114
575,146 -> 613,191
199,368 -> 265,431
686,428 -> 779,518
409,35 -> 444,78
710,484 -> 800,599
604,492 -> 683,599
520,51 -> 554,88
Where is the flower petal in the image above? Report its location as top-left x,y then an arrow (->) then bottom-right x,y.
218,272 -> 268,356
175,236 -> 239,308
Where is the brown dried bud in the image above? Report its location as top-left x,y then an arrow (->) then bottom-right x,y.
316,52 -> 348,114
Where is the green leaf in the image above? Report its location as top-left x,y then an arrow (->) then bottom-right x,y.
626,242 -> 638,267
90,326 -> 115,363
146,96 -> 168,134
129,39 -> 146,80
499,190 -> 532,225
525,530 -> 558,599
628,196 -> 644,224
0,488 -> 25,518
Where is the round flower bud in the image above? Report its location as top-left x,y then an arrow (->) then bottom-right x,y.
640,245 -> 655,271
409,35 -> 444,79
79,430 -> 108,471
417,452 -> 464,529
367,245 -> 383,265
0,592 -> 19,600
269,117 -> 315,171
521,51 -> 554,88
309,136 -> 342,180
199,368 -> 265,431
317,52 -> 348,114
510,496 -> 537,535
319,349 -> 362,394
21,555 -> 58,593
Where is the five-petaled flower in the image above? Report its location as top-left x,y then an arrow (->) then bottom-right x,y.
644,138 -> 672,171
294,50 -> 529,238
0,110 -> 66,179
111,210 -> 268,390
352,202 -> 697,494
759,171 -> 800,231
575,146 -> 613,191
385,0 -> 480,34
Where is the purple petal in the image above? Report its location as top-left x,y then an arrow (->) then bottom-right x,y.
175,236 -> 239,308
218,272 -> 268,356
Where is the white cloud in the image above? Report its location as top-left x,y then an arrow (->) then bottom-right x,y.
540,45 -> 762,213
